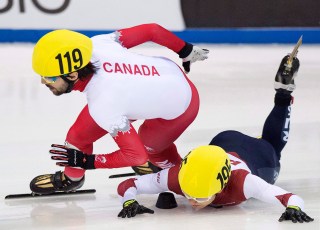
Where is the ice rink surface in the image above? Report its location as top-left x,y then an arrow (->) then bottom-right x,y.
0,43 -> 319,230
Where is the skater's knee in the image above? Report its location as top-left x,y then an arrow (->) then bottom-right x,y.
66,129 -> 93,153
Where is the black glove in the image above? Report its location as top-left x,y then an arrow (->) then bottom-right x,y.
178,42 -> 209,73
279,206 -> 314,223
49,144 -> 95,169
132,161 -> 162,175
118,199 -> 154,218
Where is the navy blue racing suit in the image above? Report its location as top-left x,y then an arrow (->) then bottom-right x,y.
210,92 -> 292,184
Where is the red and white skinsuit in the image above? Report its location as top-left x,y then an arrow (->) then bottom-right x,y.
64,24 -> 199,179
117,152 -> 305,211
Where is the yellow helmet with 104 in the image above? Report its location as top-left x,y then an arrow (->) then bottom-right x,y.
178,145 -> 231,199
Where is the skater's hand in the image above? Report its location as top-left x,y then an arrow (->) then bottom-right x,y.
279,206 -> 314,223
49,144 -> 95,169
118,199 -> 154,218
178,42 -> 209,73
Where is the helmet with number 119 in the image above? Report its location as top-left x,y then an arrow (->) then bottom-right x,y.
178,145 -> 231,198
32,29 -> 93,77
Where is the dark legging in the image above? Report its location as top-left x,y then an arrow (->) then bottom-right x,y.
210,93 -> 292,184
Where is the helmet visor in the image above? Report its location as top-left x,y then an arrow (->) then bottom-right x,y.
41,76 -> 58,84
182,190 -> 214,203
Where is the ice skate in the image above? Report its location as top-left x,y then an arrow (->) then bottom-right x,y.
274,55 -> 300,93
30,171 -> 84,195
132,161 -> 162,175
274,36 -> 302,94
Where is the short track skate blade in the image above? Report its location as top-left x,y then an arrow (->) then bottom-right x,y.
288,36 -> 303,63
5,189 -> 96,199
109,172 -> 136,178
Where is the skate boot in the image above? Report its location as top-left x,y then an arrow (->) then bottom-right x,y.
132,161 -> 162,175
30,171 -> 84,195
274,55 -> 300,94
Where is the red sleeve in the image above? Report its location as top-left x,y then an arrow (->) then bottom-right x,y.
117,178 -> 137,197
93,123 -> 149,168
275,193 -> 294,207
117,23 -> 186,52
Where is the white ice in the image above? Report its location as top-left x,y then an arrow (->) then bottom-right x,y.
0,43 -> 319,230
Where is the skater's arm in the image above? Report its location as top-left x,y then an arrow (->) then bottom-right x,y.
243,174 -> 304,209
116,23 -> 185,51
117,169 -> 170,203
116,23 -> 209,73
95,124 -> 148,168
116,169 -> 171,218
243,174 -> 313,223
50,123 -> 148,169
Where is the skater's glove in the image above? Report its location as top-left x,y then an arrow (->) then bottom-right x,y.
279,206 -> 314,223
118,199 -> 154,218
49,144 -> 95,169
178,42 -> 209,73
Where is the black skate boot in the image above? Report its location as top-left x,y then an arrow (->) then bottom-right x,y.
30,171 -> 84,195
274,55 -> 300,94
132,161 -> 162,175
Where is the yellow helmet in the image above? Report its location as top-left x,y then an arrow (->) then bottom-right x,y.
32,29 -> 93,76
178,145 -> 231,198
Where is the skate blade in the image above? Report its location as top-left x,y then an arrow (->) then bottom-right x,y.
288,35 -> 303,65
5,189 -> 96,199
109,172 -> 136,178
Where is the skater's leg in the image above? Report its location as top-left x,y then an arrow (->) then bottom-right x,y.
139,76 -> 199,169
261,93 -> 293,160
262,54 -> 300,160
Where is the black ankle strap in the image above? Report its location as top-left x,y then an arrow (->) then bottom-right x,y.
53,171 -> 66,189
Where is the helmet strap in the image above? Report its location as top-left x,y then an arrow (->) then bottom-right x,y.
60,75 -> 75,93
